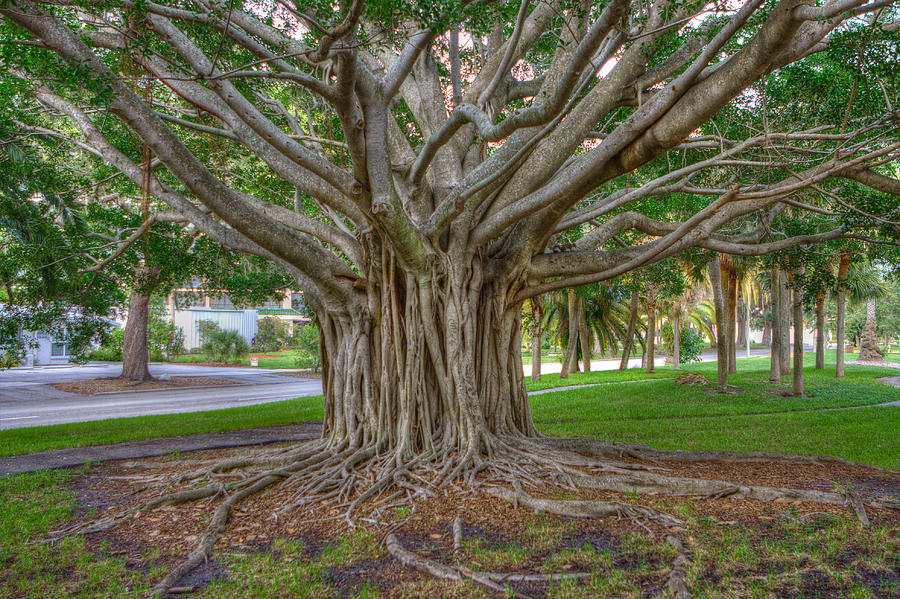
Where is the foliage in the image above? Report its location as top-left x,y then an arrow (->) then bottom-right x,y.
87,303 -> 184,362
291,323 -> 321,371
198,320 -> 249,364
252,317 -> 290,352
661,322 -> 705,364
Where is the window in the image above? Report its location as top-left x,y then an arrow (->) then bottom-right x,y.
51,341 -> 68,357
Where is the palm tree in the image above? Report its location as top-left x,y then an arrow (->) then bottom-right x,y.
839,263 -> 887,364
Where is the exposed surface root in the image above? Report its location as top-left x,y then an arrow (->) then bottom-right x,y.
541,437 -> 895,471
488,485 -> 682,528
54,434 -> 900,596
664,536 -> 692,599
385,532 -> 537,599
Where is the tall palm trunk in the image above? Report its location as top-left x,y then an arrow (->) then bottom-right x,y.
857,298 -> 883,362
579,306 -> 592,373
709,257 -> 728,392
646,302 -> 656,374
792,272 -> 804,397
619,291 -> 640,371
673,313 -> 681,370
530,298 -> 543,382
814,293 -> 826,369
835,254 -> 850,378
560,289 -> 578,379
769,267 -> 782,382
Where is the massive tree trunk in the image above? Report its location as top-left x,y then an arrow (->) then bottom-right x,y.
709,258 -> 728,392
619,291 -> 640,371
835,254 -> 850,378
815,293 -> 826,370
792,272 -> 804,397
319,266 -> 538,460
857,298 -> 884,362
121,265 -> 161,382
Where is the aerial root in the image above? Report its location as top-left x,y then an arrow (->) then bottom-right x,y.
486,485 -> 683,528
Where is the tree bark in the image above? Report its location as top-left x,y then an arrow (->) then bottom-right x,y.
775,268 -> 792,375
560,289 -> 578,379
720,258 -> 739,375
646,302 -> 656,374
857,298 -> 883,362
619,291 -> 640,371
792,273 -> 804,397
673,313 -> 681,370
578,302 -> 592,373
761,320 -> 772,347
121,265 -> 162,382
814,294 -> 825,370
530,298 -> 543,383
835,254 -> 850,378
769,267 -> 782,382
709,258 -> 728,392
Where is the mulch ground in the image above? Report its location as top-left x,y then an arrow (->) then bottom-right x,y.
276,370 -> 322,379
52,376 -> 240,395
62,443 -> 900,598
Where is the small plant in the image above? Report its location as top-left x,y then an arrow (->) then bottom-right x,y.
661,322 -> 705,364
291,322 -> 320,371
198,320 -> 250,363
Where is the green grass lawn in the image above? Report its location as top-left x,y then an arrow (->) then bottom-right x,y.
3,357 -> 897,467
168,349 -> 307,369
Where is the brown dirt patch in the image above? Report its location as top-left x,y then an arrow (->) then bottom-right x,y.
60,444 -> 900,597
52,376 -> 240,395
275,371 -> 322,379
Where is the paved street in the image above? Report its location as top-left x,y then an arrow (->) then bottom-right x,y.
0,348 -> 787,430
0,363 -> 323,430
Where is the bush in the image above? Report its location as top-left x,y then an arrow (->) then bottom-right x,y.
662,322 -> 705,364
199,320 -> 250,363
291,323 -> 320,370
252,317 -> 288,352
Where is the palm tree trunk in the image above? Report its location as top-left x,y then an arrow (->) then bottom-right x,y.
560,289 -> 577,379
646,303 -> 656,374
530,299 -> 543,383
815,294 -> 825,369
835,254 -> 850,378
673,314 -> 681,370
619,291 -> 639,371
792,272 -> 804,397
769,267 -> 782,382
709,257 -> 728,392
578,304 -> 592,373
857,298 -> 883,362
776,268 -> 792,375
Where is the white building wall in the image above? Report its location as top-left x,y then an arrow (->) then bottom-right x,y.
173,308 -> 258,350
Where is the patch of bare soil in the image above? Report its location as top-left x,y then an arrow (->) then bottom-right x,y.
275,371 -> 322,379
674,372 -> 709,385
52,376 -> 240,395
63,445 -> 900,598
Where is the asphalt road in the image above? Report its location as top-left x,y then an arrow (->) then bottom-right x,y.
0,348 -> 781,430
0,363 -> 323,430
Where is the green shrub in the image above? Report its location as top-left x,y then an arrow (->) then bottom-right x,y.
199,320 -> 250,363
253,317 -> 288,352
662,322 -> 705,364
291,323 -> 320,370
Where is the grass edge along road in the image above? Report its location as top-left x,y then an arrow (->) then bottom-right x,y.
2,358 -> 898,469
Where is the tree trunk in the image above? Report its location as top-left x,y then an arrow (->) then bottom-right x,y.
769,267 -> 782,382
121,265 -> 161,382
560,289 -> 578,379
619,291 -> 640,371
776,268 -> 792,375
578,303 -> 592,373
673,314 -> 681,370
646,303 -> 656,374
857,298 -> 883,362
761,320 -> 772,347
792,273 -> 804,397
737,296 -> 747,348
318,268 -> 538,459
815,294 -> 825,369
835,255 -> 848,376
530,299 -> 543,383
709,258 -> 728,392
